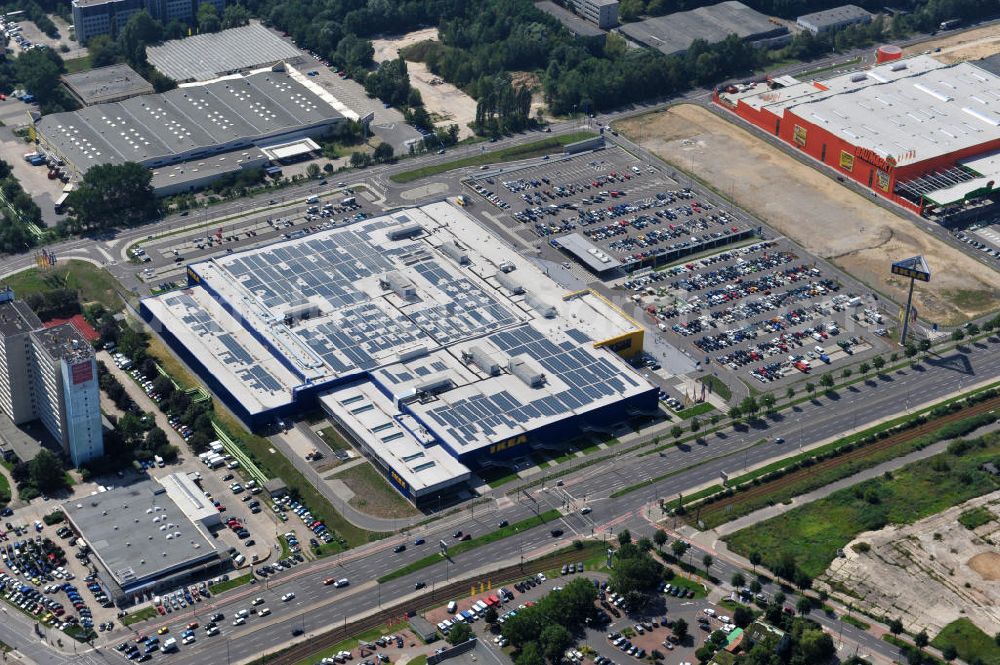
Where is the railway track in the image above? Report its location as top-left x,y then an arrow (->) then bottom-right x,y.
262,547 -> 598,665
694,392 -> 1000,524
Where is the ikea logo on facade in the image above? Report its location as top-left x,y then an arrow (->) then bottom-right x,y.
490,435 -> 527,455
391,470 -> 409,491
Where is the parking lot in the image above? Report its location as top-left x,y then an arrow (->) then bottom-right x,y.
616,239 -> 891,387
465,146 -> 755,276
423,566 -> 740,665
955,223 -> 1000,265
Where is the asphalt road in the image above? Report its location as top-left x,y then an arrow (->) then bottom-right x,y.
27,337 -> 984,665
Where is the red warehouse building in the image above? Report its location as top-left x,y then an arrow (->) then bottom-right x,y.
714,55 -> 1000,217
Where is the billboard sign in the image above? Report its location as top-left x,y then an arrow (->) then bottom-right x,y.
793,124 -> 807,147
891,256 -> 931,282
71,361 -> 93,385
877,169 -> 891,192
839,151 -> 854,172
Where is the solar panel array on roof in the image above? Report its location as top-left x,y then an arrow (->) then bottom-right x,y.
163,292 -> 284,395
425,325 -> 640,447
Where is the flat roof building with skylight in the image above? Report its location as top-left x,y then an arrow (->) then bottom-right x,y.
141,202 -> 657,503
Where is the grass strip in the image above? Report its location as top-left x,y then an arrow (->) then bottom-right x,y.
840,615 -> 870,630
290,622 -> 410,665
208,574 -> 253,595
695,410 -> 998,529
724,433 -> 1000,580
122,606 -> 159,626
675,403 -> 715,419
378,509 -> 561,583
390,132 -> 597,183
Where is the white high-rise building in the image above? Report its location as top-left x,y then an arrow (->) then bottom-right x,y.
0,290 -> 103,467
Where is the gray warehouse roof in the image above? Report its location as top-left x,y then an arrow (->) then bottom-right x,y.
63,481 -> 219,590
62,64 -> 154,105
796,4 -> 872,30
619,1 -> 787,56
36,68 -> 342,171
536,1 -> 606,37
147,22 -> 304,82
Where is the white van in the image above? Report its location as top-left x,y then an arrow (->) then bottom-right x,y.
447,601 -> 457,614
233,554 -> 246,566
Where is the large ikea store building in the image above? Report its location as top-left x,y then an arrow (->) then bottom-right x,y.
141,202 -> 657,504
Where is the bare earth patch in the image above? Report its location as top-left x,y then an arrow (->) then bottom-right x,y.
969,552 -> 1000,581
371,28 -> 477,139
615,105 -> 1000,325
904,24 -> 1000,64
820,492 -> 1000,636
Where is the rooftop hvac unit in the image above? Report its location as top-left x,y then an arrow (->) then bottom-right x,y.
496,271 -> 524,294
463,345 -> 501,376
525,292 -> 556,318
439,240 -> 470,265
379,271 -> 417,299
509,356 -> 545,388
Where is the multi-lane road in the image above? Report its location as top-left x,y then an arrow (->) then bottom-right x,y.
0,335 -> 985,665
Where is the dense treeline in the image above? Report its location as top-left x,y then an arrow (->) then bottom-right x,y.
617,0 -> 993,22
62,162 -> 159,233
0,158 -> 42,254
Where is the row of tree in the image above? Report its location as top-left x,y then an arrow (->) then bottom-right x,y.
61,162 -> 159,233
0,157 -> 43,254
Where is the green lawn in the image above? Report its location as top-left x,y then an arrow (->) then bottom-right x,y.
0,472 -> 10,509
317,427 -> 353,452
932,618 -> 1000,665
63,54 -> 93,73
479,465 -> 521,488
390,132 -> 597,183
4,260 -> 122,310
208,574 -> 252,595
699,375 -> 732,401
958,506 -> 994,530
724,434 -> 1000,580
666,575 -> 706,598
675,402 -> 715,419
122,606 -> 159,626
333,462 -> 421,519
378,509 -> 562,582
840,615 -> 871,630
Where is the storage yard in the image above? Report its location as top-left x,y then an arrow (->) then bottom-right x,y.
615,104 -> 1000,325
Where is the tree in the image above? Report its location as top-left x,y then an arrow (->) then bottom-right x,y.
671,539 -> 689,560
872,355 -> 886,373
820,373 -> 834,388
197,3 -> 221,32
447,621 -> 472,645
617,529 -> 632,546
842,368 -> 853,379
733,606 -> 752,628
221,3 -> 250,29
87,35 -> 121,67
29,450 -> 67,492
117,11 -> 163,67
785,386 -> 795,400
146,427 -> 169,451
373,142 -> 395,163
951,329 -> 965,342
670,424 -> 683,439
515,642 -> 544,665
749,579 -> 761,594
690,416 -> 701,432
540,624 -> 573,663
889,618 -> 903,635
760,393 -> 776,414
609,551 -> 663,598
15,48 -> 64,106
727,406 -> 742,421
483,606 -> 498,625
672,618 -> 688,641
914,630 -> 928,648
730,572 -> 745,589
859,361 -> 871,377
653,529 -> 667,550
918,338 -> 932,352
306,163 -> 321,179
749,551 -> 762,573
805,381 -> 815,395
799,629 -> 835,663
350,152 -> 372,168
63,162 -> 158,232
942,644 -> 958,661
702,554 -> 713,574
796,596 -> 812,615
740,395 -> 758,416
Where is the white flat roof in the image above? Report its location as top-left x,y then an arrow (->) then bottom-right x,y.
725,56 -> 1000,165
922,150 -> 1000,205
321,379 -> 471,495
159,472 -> 219,524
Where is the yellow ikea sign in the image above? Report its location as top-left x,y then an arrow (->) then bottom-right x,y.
490,435 -> 527,455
